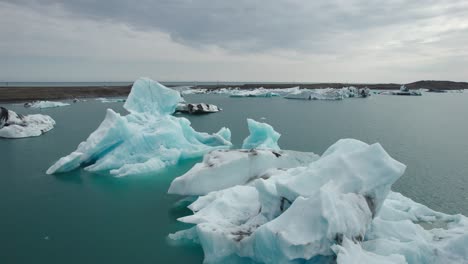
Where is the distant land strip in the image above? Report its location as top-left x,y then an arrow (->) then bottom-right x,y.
0,80 -> 467,102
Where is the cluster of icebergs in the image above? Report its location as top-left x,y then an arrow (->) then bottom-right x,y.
182,86 -> 371,100
0,106 -> 55,138
43,78 -> 467,263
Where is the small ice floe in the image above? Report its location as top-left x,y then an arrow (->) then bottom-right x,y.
72,98 -> 87,103
381,85 -> 422,96
175,103 -> 221,114
27,101 -> 71,109
229,88 -> 280,98
0,106 -> 55,138
95,98 -> 126,103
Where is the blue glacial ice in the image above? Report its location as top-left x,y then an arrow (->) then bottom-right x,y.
169,138 -> 468,264
242,118 -> 281,150
46,78 -> 232,176
0,107 -> 55,138
169,119 -> 318,195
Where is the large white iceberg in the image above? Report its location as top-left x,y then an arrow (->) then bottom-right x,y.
29,101 -> 70,108
169,138 -> 468,263
46,78 -> 232,176
168,149 -> 319,196
0,107 -> 55,138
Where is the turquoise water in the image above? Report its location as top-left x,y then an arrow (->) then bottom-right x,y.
1,93 -> 468,263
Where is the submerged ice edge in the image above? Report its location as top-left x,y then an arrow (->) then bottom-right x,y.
168,139 -> 468,264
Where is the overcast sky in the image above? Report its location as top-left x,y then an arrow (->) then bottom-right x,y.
1,0 -> 467,82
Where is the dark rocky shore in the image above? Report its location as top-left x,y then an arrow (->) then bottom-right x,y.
1,80 -> 467,103
0,85 -> 132,103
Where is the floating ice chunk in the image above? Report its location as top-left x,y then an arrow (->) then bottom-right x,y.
285,88 -> 344,100
0,107 -> 55,138
29,101 -> 70,108
175,103 -> 220,114
47,78 -> 232,176
229,88 -> 280,97
168,149 -> 319,195
242,119 -> 281,150
170,139 -> 408,263
95,98 -> 126,103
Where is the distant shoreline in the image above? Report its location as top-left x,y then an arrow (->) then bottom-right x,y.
0,85 -> 132,103
1,80 -> 467,103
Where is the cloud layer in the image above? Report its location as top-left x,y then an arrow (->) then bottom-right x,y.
1,0 -> 467,82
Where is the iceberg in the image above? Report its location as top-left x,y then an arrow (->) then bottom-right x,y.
169,136 -> 468,264
242,119 -> 280,150
168,118 -> 314,195
46,78 -> 232,176
29,101 -> 70,108
229,88 -> 280,98
175,103 -> 221,114
169,139 -> 406,263
95,98 -> 127,103
284,88 -> 344,100
0,107 -> 55,138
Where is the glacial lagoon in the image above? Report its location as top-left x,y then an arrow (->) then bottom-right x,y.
1,92 -> 468,263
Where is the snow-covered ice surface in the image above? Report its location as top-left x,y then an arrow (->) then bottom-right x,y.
168,149 -> 319,196
169,118 -> 318,195
0,108 -> 55,138
46,78 -> 232,177
169,138 -> 468,264
29,101 -> 70,109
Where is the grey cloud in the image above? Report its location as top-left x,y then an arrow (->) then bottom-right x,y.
3,0 -> 468,53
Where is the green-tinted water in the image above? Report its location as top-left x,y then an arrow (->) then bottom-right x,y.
1,93 -> 467,263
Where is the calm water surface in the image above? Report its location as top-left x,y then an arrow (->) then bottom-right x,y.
1,93 -> 467,263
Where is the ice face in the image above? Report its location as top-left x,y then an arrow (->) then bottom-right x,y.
242,119 -> 281,150
30,101 -> 70,108
169,139 -> 408,263
0,108 -> 55,138
46,78 -> 232,176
